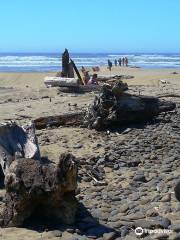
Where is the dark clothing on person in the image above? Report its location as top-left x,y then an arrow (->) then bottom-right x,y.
87,74 -> 98,85
118,58 -> 122,66
122,57 -> 125,66
108,59 -> 113,71
125,57 -> 128,67
114,59 -> 117,66
83,71 -> 90,85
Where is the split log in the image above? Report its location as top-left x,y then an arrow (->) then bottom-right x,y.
62,49 -> 70,77
1,153 -> 78,227
0,122 -> 40,175
70,59 -> 84,85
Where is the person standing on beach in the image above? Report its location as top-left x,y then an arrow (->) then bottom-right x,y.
118,58 -> 122,66
122,57 -> 125,66
108,59 -> 112,71
83,71 -> 90,85
125,57 -> 128,67
114,59 -> 117,66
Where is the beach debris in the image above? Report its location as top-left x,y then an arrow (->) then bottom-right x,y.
96,75 -> 134,82
62,48 -> 83,84
44,76 -> 79,88
62,48 -> 70,77
0,122 -> 40,175
84,81 -> 176,130
159,79 -> 168,84
0,122 -> 78,227
70,58 -> 84,85
36,81 -> 175,130
45,49 -> 84,87
1,153 -> 78,227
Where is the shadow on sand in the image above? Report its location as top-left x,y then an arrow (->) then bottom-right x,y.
23,202 -> 118,239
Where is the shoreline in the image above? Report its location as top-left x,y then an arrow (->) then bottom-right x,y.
0,66 -> 180,73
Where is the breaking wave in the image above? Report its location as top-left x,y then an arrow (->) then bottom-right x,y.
0,53 -> 180,71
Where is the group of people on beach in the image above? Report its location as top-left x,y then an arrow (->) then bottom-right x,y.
81,67 -> 99,85
108,57 -> 128,71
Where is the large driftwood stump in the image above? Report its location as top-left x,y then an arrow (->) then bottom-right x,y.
0,122 -> 78,227
1,153 -> 77,227
84,82 -> 176,130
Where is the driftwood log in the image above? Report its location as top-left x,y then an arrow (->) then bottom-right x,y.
0,122 -> 78,227
34,112 -> 84,130
62,49 -> 69,77
33,81 -> 176,130
70,59 -> 84,85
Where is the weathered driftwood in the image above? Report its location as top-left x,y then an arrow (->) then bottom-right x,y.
70,59 -> 84,85
68,61 -> 75,78
84,82 -> 176,130
0,122 -> 40,175
34,112 -> 84,130
97,74 -> 134,82
0,122 -> 78,227
44,76 -> 79,88
1,153 -> 78,227
35,81 -> 175,130
62,49 -> 69,77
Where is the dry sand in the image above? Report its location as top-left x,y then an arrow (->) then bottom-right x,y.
0,66 -> 180,123
0,66 -> 180,239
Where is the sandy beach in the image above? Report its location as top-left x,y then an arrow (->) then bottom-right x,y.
0,66 -> 180,239
0,66 -> 180,123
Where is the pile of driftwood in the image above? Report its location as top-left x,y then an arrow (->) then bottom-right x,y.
34,81 -> 176,130
84,81 -> 176,130
0,122 -> 78,227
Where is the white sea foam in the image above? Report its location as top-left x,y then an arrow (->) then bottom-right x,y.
0,53 -> 180,71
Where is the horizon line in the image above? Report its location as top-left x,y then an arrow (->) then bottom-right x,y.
0,51 -> 180,55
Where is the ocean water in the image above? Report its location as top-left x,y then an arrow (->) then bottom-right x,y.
0,53 -> 180,72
